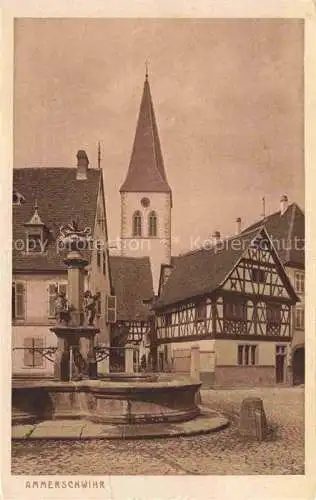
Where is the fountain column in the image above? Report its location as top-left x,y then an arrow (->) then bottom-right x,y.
51,223 -> 99,380
64,249 -> 87,327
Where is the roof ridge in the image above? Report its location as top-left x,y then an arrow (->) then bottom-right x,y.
176,226 -> 264,258
110,255 -> 150,261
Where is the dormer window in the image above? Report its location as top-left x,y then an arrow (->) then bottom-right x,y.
13,191 -> 25,206
26,230 -> 43,253
24,200 -> 46,254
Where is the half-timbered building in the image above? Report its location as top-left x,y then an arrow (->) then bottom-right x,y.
109,256 -> 154,371
153,226 -> 299,387
241,196 -> 305,384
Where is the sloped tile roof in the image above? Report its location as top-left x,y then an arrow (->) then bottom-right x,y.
13,167 -> 101,272
109,256 -> 154,321
242,203 -> 304,267
156,227 -> 297,308
120,77 -> 171,193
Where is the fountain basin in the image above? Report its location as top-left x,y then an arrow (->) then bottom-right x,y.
12,377 -> 201,425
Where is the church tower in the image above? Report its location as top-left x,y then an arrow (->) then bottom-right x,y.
120,72 -> 172,293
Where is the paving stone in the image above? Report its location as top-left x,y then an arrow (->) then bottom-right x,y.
11,425 -> 35,439
30,420 -> 85,439
11,387 -> 305,475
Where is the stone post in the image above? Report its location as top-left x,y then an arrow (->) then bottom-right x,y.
239,397 -> 268,440
125,346 -> 134,373
190,344 -> 200,382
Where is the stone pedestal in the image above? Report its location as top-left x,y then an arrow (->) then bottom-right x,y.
54,337 -> 70,381
125,346 -> 134,373
239,397 -> 268,441
51,326 -> 99,381
190,344 -> 200,382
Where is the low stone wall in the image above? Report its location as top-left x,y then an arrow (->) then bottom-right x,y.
213,366 -> 278,388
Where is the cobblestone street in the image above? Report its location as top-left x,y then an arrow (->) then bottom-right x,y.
11,387 -> 304,476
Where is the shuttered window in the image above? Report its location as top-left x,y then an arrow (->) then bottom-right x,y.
12,282 -> 26,319
106,295 -> 117,323
23,337 -> 44,367
295,308 -> 304,330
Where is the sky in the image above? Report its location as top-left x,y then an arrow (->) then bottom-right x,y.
14,18 -> 304,254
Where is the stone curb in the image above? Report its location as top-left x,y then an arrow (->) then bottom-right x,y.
12,407 -> 229,441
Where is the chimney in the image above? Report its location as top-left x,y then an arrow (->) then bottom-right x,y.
212,230 -> 221,245
280,194 -> 288,216
236,217 -> 242,234
76,150 -> 89,180
260,197 -> 266,219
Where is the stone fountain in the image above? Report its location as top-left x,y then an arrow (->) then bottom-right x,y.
51,222 -> 99,381
12,222 -> 228,438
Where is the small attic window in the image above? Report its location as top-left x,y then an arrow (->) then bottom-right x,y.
26,230 -> 43,253
24,200 -> 46,254
13,191 -> 25,206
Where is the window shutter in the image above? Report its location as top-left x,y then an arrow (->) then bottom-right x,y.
23,338 -> 34,367
106,295 -> 117,323
48,283 -> 57,317
34,337 -> 44,367
16,282 -> 26,318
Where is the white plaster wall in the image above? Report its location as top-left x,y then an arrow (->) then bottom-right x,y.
121,192 -> 171,292
13,273 -> 67,322
215,338 -> 291,366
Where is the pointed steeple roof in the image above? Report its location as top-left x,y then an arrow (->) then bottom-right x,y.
120,74 -> 171,193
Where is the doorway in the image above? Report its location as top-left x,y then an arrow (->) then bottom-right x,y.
275,345 -> 287,383
292,347 -> 305,385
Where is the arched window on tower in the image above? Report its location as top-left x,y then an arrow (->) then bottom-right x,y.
148,211 -> 158,237
132,211 -> 142,237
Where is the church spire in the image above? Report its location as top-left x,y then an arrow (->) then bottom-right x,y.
120,73 -> 171,193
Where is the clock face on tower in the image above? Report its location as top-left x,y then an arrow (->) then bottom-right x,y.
141,197 -> 150,208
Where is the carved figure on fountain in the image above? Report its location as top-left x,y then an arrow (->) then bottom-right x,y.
54,289 -> 72,325
59,221 -> 92,253
84,290 -> 100,326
